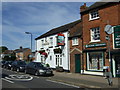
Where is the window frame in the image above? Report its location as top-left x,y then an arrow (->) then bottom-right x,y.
49,37 -> 53,46
87,51 -> 104,71
72,37 -> 79,46
89,10 -> 100,21
90,27 -> 100,42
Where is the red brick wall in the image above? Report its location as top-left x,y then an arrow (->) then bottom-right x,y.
81,3 -> 120,70
69,22 -> 83,73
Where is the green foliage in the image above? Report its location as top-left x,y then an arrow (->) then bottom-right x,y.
3,56 -> 10,60
0,46 -> 8,53
3,55 -> 16,61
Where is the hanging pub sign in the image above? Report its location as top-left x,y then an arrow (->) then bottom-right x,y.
57,33 -> 65,46
113,25 -> 120,49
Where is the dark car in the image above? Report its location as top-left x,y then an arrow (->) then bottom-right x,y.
11,60 -> 26,72
25,62 -> 53,76
1,60 -> 7,68
4,61 -> 14,69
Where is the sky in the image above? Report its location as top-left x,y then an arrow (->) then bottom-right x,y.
1,1 -> 97,51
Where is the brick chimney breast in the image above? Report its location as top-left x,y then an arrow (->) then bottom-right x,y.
80,3 -> 87,12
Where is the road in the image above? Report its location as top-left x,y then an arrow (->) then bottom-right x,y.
1,68 -> 80,89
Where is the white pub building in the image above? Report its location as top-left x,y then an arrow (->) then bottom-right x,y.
35,20 -> 81,71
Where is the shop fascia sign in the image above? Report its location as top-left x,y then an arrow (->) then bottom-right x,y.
85,43 -> 106,48
113,25 -> 120,49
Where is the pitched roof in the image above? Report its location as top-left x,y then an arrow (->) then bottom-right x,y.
69,21 -> 82,38
80,0 -> 120,14
35,19 -> 81,40
14,48 -> 30,53
3,50 -> 14,54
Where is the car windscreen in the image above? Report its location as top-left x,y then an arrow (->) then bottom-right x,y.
36,63 -> 44,68
18,61 -> 26,65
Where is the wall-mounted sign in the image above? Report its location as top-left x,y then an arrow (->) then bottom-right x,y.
114,25 -> 120,49
57,33 -> 65,46
85,43 -> 106,48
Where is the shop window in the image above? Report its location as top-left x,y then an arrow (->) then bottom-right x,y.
72,37 -> 78,46
87,52 -> 104,71
89,10 -> 99,20
90,27 -> 100,42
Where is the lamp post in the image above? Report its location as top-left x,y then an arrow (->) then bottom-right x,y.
25,32 -> 32,52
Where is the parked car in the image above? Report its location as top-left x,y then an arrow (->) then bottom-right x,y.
25,62 -> 53,76
11,60 -> 27,72
1,60 -> 7,68
4,60 -> 14,69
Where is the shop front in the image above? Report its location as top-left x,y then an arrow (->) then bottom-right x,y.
83,43 -> 107,75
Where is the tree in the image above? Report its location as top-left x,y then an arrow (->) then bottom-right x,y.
0,46 -> 8,53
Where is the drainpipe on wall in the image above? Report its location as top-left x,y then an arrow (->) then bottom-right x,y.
68,30 -> 70,72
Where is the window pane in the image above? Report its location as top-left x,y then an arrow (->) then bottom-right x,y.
88,52 -> 103,70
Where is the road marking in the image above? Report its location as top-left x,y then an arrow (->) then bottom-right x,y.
46,79 -> 80,88
2,78 -> 14,84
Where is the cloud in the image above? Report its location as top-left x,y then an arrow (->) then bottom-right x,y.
2,2 -> 93,50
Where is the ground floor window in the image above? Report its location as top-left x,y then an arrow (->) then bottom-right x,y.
87,51 -> 104,71
55,54 -> 62,66
41,55 -> 45,63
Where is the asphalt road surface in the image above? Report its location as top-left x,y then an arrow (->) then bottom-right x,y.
1,68 -> 80,89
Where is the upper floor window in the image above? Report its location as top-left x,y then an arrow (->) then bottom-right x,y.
89,10 -> 99,20
90,27 -> 100,42
72,37 -> 78,46
41,40 -> 44,48
49,37 -> 53,46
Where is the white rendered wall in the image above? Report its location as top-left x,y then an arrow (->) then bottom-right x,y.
35,31 -> 70,71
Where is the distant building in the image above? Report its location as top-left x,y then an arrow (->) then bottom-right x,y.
14,46 -> 31,61
0,50 -> 15,59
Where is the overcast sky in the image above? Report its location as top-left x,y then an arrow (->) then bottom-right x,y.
2,1 -> 96,51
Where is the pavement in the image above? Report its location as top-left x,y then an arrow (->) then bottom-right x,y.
48,71 -> 120,89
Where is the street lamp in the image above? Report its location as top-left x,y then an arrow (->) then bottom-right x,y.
25,32 -> 33,52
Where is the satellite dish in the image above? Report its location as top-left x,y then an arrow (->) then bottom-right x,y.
104,25 -> 113,34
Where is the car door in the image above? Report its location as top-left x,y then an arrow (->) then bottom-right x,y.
26,62 -> 33,74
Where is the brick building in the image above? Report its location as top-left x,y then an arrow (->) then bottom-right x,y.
15,46 -> 31,61
80,2 -> 120,77
68,20 -> 83,73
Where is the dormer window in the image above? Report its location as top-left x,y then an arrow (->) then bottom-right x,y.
89,10 -> 99,20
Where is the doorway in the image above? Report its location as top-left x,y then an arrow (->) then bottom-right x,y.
115,56 -> 120,77
75,54 -> 81,73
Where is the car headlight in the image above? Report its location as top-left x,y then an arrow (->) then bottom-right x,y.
39,69 -> 45,73
20,67 -> 23,69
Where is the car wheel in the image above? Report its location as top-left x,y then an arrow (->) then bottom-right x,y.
11,67 -> 14,71
17,68 -> 20,72
35,71 -> 39,76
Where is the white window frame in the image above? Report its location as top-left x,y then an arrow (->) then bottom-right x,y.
72,37 -> 78,46
90,27 -> 100,42
87,52 -> 104,71
41,40 -> 44,48
89,10 -> 99,21
55,54 -> 62,66
49,37 -> 53,46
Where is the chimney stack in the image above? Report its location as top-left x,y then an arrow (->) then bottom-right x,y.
80,3 -> 87,12
20,46 -> 23,49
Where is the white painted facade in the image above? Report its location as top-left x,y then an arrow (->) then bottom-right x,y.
35,31 -> 70,71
